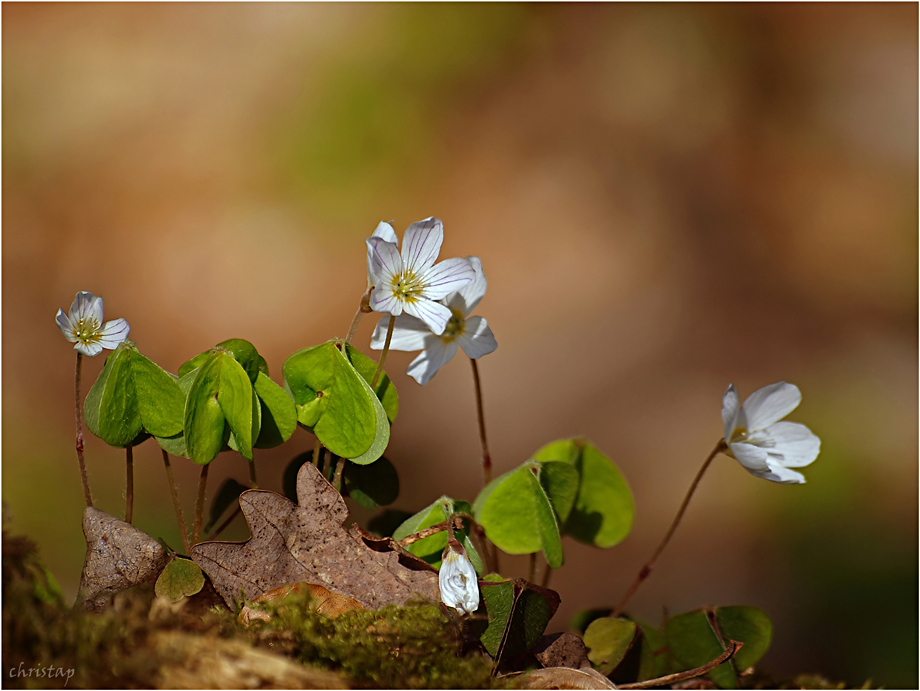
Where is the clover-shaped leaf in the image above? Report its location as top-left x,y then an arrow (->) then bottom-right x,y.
533,438 -> 634,548
583,617 -> 638,675
479,575 -> 561,669
392,496 -> 481,573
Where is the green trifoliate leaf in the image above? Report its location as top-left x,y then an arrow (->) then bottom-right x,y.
344,343 -> 398,423
282,341 -> 389,464
473,460 -> 575,569
84,341 -> 184,447
179,338 -> 266,384
583,617 -> 638,675
154,557 -> 205,603
392,496 -> 482,574
533,438 -> 634,548
252,372 -> 297,448
665,605 -> 772,689
154,368 -> 198,458
479,576 -> 561,668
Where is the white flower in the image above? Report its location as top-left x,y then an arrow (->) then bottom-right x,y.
370,256 -> 497,385
365,218 -> 475,335
439,540 -> 480,615
721,382 -> 821,484
55,291 -> 130,357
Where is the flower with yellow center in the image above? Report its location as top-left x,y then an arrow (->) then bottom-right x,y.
370,256 -> 497,385
55,291 -> 130,357
365,218 -> 474,335
721,382 -> 821,484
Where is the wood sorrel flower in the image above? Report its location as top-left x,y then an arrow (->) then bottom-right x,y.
439,539 -> 480,615
370,256 -> 497,385
721,382 -> 821,484
365,218 -> 475,335
55,291 -> 130,357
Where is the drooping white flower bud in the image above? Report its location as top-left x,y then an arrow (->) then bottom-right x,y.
439,538 -> 480,615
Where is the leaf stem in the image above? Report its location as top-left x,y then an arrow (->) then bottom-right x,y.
611,440 -> 726,618
470,358 -> 493,488
124,444 -> 134,524
332,457 -> 346,493
370,315 -> 395,389
161,449 -> 190,554
192,463 -> 210,546
397,517 -> 464,547
540,561 -> 553,589
312,436 -> 324,471
74,352 -> 93,508
248,457 -> 258,489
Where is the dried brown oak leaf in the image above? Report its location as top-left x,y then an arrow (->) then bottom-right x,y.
78,507 -> 169,611
192,462 -> 440,610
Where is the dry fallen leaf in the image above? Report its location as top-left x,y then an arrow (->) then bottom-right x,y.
521,666 -> 618,690
192,462 -> 440,610
238,581 -> 365,624
534,633 -> 590,670
78,507 -> 169,611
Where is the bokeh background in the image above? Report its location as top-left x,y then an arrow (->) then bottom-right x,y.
3,4 -> 917,687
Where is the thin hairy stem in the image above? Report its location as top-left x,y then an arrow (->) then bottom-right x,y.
161,450 -> 190,554
345,307 -> 364,344
371,316 -> 395,388
74,352 -> 93,507
611,440 -> 726,618
192,463 -> 210,546
312,436 -> 324,473
124,445 -> 134,524
470,358 -> 493,487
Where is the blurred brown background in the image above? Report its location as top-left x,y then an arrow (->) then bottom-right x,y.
3,4 -> 917,687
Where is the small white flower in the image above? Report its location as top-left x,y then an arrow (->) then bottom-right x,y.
721,382 -> 821,484
365,218 -> 475,335
370,256 -> 497,385
55,291 -> 130,357
439,539 -> 480,615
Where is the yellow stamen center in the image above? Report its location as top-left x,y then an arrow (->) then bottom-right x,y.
73,318 -> 101,344
391,269 -> 425,303
441,311 -> 465,342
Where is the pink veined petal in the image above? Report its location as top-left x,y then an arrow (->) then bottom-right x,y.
403,298 -> 453,335
75,341 -> 104,357
447,256 -> 488,317
370,288 -> 403,317
406,338 -> 459,386
367,222 -> 399,282
721,385 -> 742,442
420,258 -> 474,301
97,318 -> 131,349
456,316 -> 497,359
71,291 -> 103,325
742,381 -> 802,432
370,314 -> 430,352
761,421 -> 821,468
401,218 -> 443,274
56,309 -> 77,341
761,461 -> 807,484
366,236 -> 403,287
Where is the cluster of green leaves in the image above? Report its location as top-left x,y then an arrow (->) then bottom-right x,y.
580,606 -> 773,689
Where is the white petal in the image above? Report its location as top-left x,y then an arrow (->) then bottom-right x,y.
97,318 -> 131,350
403,298 -> 452,335
370,314 -> 430,352
742,382 -> 801,432
419,258 -> 474,301
365,236 -> 402,286
71,291 -> 103,325
439,549 -> 480,615
446,256 -> 488,317
761,461 -> 807,484
401,218 -> 443,273
369,288 -> 403,317
760,421 -> 821,468
721,384 -> 742,442
457,316 -> 497,359
372,221 -> 398,245
728,441 -> 769,472
75,341 -> 104,357
56,309 -> 77,342
406,338 -> 459,385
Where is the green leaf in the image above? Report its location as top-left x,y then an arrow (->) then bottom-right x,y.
583,617 -> 638,675
154,557 -> 205,603
636,623 -> 669,682
391,497 -> 482,574
665,606 -> 772,689
283,341 -> 388,463
473,461 -> 565,569
130,350 -> 184,438
154,369 -> 197,458
253,372 -> 297,448
343,456 -> 399,509
538,459 -> 579,525
180,338 -> 265,383
205,478 -> 249,533
480,577 -> 561,669
218,357 -> 259,461
184,353 -> 226,464
344,343 -> 398,423
84,343 -> 142,447
533,438 -> 634,548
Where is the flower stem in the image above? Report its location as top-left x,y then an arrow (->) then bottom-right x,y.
124,444 -> 134,524
161,450 -> 190,554
610,440 -> 726,618
312,436 -> 324,471
371,315 -> 395,389
332,456 -> 346,493
248,457 -> 258,489
73,352 -> 93,508
192,463 -> 210,546
470,358 -> 493,487
345,307 -> 364,344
